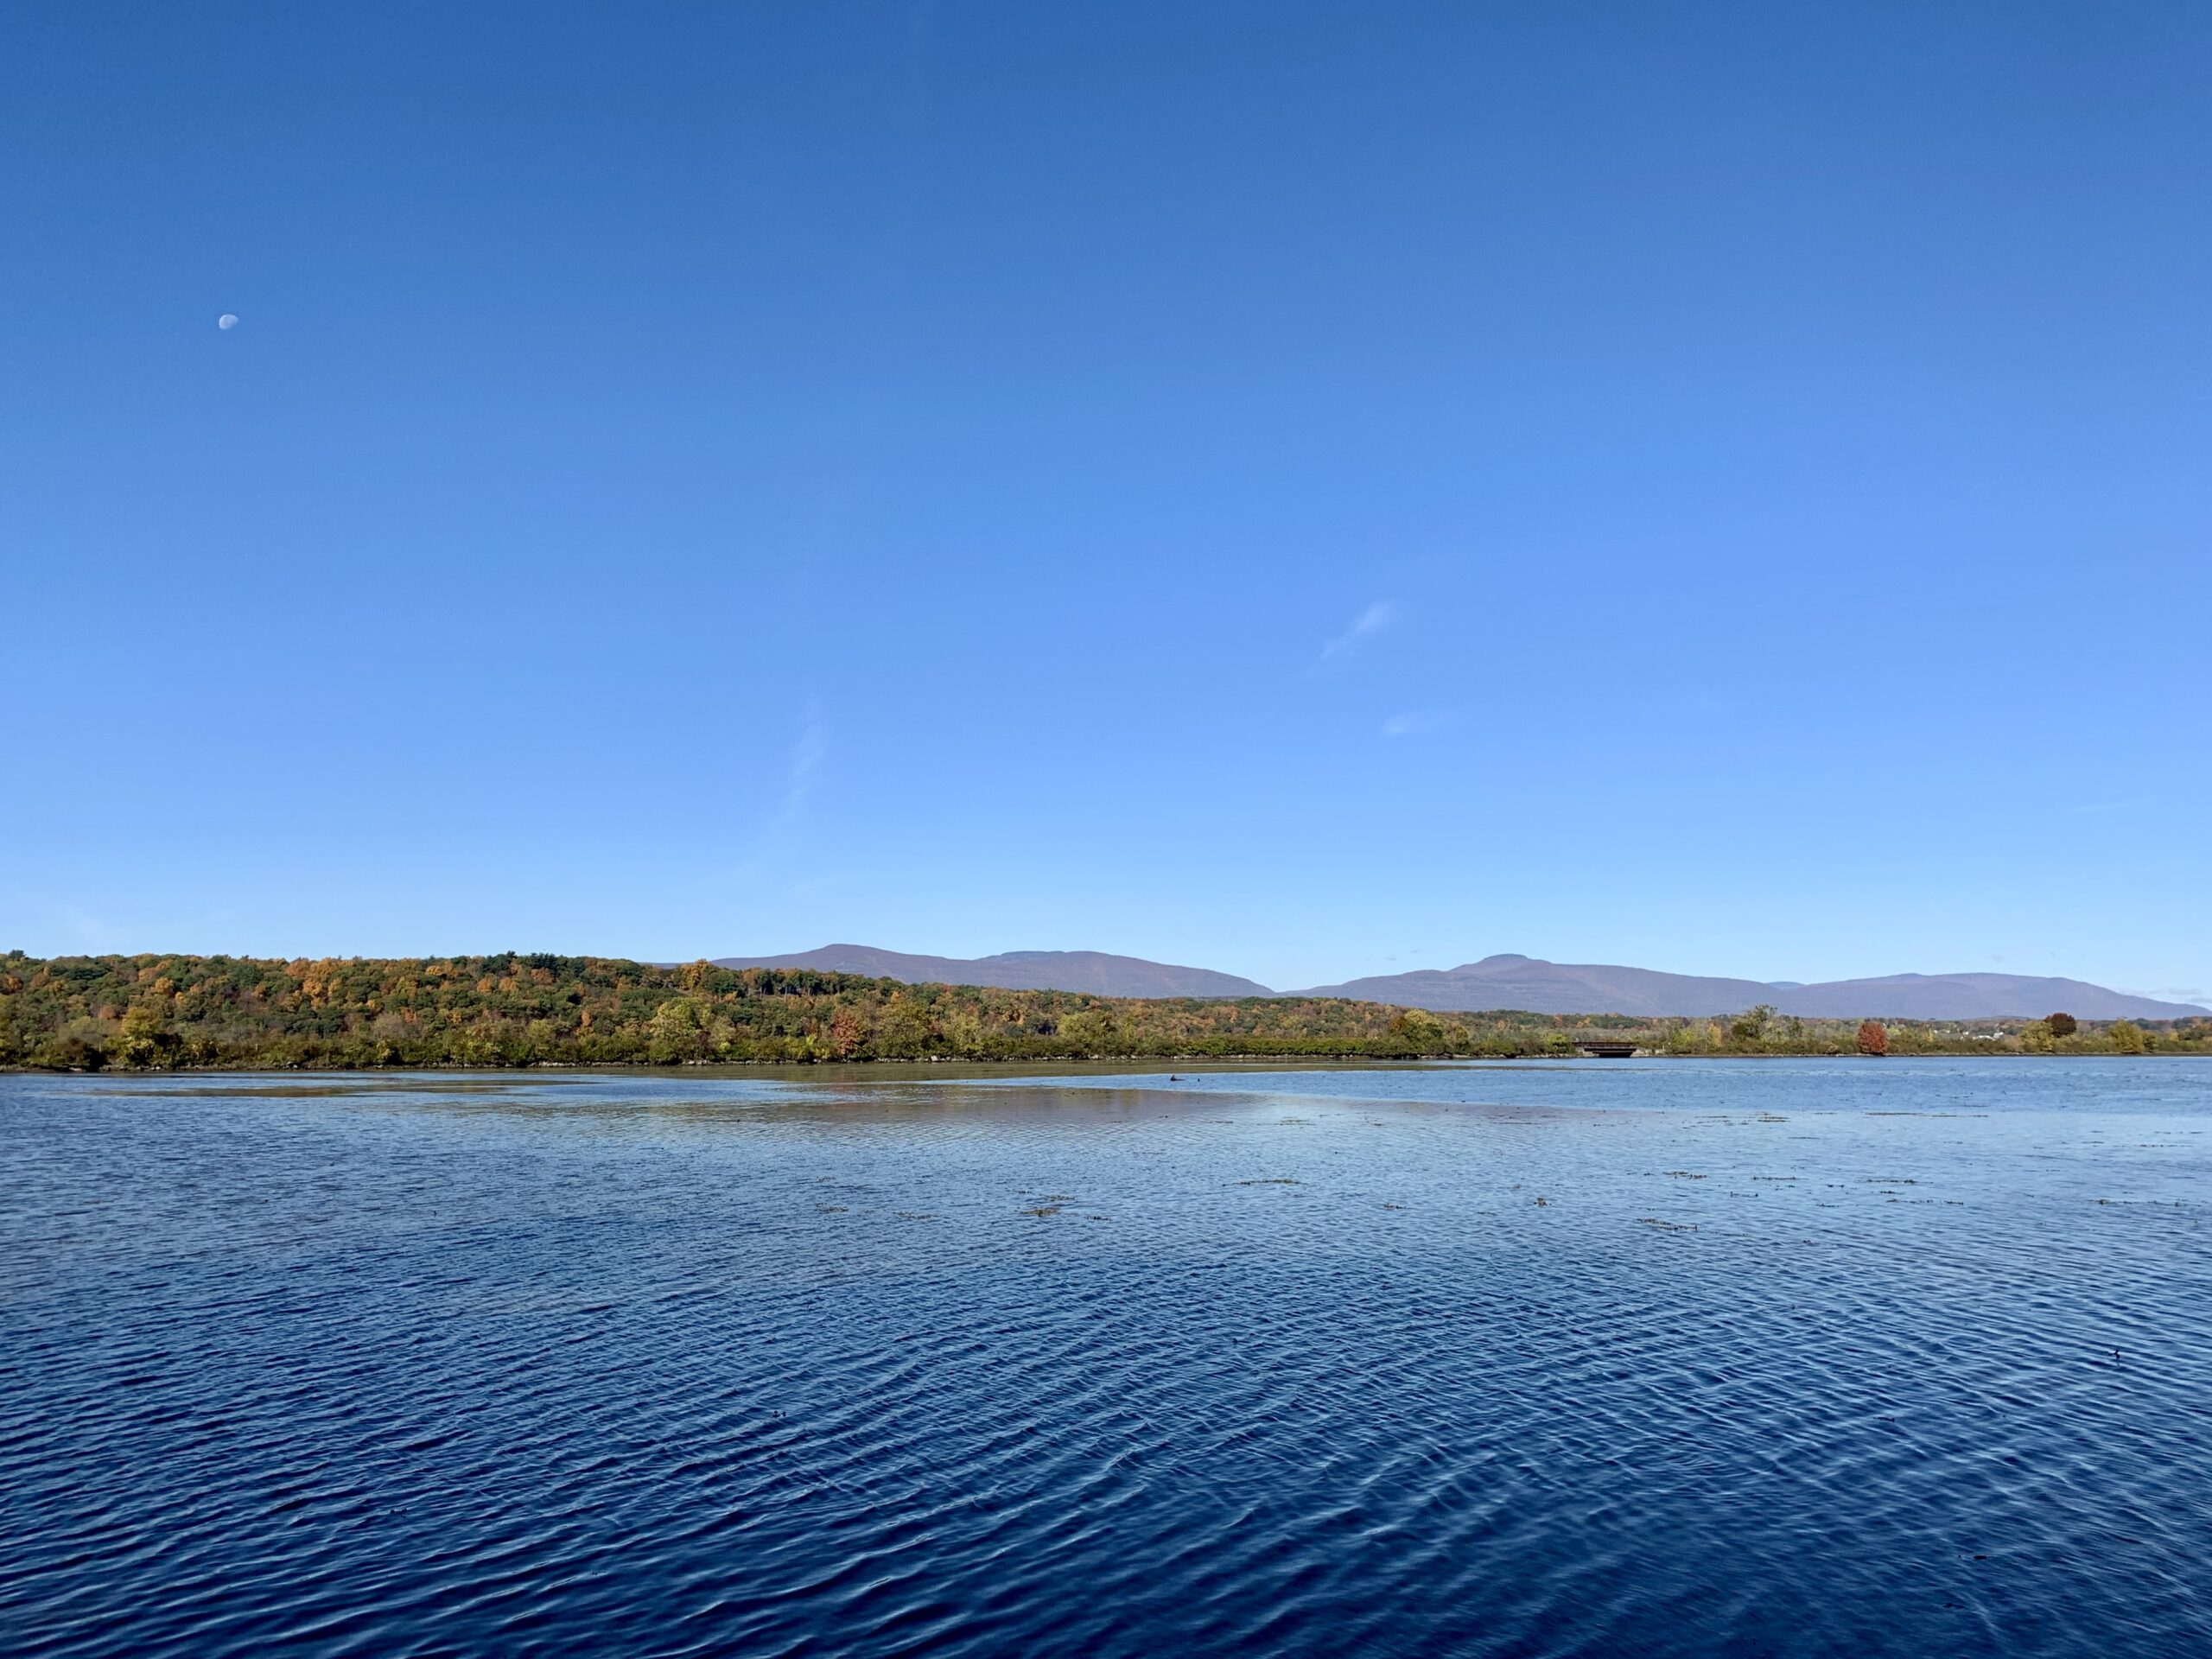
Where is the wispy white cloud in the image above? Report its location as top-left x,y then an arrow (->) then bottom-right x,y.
1317,600 -> 1397,666
725,703 -> 830,881
1381,709 -> 1452,739
4,895 -> 121,951
772,705 -> 829,835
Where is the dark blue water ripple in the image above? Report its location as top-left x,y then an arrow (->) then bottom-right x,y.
3,1060 -> 2208,1656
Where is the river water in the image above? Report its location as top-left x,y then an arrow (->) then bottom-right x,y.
3,1058 -> 2207,1656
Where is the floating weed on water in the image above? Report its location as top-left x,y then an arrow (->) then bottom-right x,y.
815,1205 -> 848,1214
1662,1171 -> 1708,1180
1639,1217 -> 1698,1232
894,1211 -> 937,1221
1019,1205 -> 1062,1218
1237,1178 -> 1301,1186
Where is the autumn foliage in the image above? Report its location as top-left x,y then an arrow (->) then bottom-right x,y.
2,954 -> 2197,1071
0,951 -> 1513,1070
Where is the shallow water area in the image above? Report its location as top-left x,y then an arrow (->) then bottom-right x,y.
3,1058 -> 2209,1656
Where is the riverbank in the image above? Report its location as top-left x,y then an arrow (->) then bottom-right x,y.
5,950 -> 2205,1070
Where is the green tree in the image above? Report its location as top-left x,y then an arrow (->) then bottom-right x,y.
1729,1005 -> 1775,1046
874,997 -> 935,1058
112,1003 -> 173,1068
1389,1007 -> 1446,1052
646,996 -> 713,1063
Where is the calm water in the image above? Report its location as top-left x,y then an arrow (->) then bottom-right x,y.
3,1059 -> 2209,1657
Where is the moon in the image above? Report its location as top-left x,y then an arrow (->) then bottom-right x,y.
218,314 -> 238,330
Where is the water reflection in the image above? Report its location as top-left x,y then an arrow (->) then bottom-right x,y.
3,1060 -> 2207,1656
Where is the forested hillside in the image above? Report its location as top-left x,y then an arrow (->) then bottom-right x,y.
0,952 -> 1497,1067
1,952 -> 2202,1069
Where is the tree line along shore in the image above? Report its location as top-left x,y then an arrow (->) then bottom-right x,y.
1,952 -> 2203,1071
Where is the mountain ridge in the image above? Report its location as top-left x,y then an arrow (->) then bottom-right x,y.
709,944 -> 2207,1020
708,944 -> 1271,1000
1293,955 -> 2207,1020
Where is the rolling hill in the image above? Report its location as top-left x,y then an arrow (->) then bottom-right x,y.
709,944 -> 2205,1020
709,944 -> 1273,1000
1292,955 -> 2207,1020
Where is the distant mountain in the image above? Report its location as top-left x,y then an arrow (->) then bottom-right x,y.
1294,956 -> 1782,1018
707,944 -> 2204,1019
1292,954 -> 2208,1020
1758,973 -> 2207,1021
709,944 -> 1273,1001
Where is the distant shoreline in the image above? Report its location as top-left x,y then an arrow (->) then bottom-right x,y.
8,1049 -> 2207,1077
4,951 -> 2203,1071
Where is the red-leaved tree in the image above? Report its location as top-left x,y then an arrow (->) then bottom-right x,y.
1857,1020 -> 1889,1056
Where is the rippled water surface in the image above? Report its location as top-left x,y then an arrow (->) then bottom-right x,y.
4,1059 -> 2209,1656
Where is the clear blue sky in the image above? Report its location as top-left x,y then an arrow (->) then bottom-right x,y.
3,2 -> 2206,999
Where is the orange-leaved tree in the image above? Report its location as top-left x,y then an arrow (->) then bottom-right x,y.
1856,1020 -> 1889,1056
